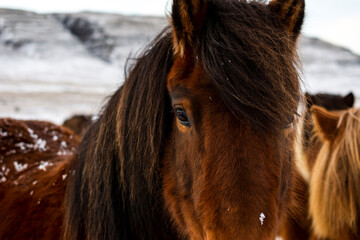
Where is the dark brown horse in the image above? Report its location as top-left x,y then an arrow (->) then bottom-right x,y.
305,92 -> 354,111
1,0 -> 305,239
0,118 -> 79,239
280,92 -> 355,240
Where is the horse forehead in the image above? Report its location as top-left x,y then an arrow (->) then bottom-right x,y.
167,55 -> 209,94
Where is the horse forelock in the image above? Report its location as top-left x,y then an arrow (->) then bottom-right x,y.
194,0 -> 301,132
310,108 -> 360,238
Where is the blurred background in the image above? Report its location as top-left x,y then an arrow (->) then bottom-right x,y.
0,0 -> 359,124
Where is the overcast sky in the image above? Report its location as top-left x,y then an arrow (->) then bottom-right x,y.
1,0 -> 360,54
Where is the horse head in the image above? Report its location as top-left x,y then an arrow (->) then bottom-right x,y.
163,0 -> 305,238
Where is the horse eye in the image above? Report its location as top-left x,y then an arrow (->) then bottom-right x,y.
176,108 -> 191,127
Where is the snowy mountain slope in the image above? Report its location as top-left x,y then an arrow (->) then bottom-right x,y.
300,37 -> 360,95
0,9 -> 359,123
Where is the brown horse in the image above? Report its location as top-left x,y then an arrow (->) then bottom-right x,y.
0,118 -> 79,239
63,114 -> 95,137
1,0 -> 305,239
310,106 -> 360,239
280,93 -> 355,240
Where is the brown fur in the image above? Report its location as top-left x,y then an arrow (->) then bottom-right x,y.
63,114 -> 94,137
0,118 -> 79,239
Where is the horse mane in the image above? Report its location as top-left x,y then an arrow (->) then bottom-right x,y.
64,28 -> 176,240
64,1 -> 303,239
310,108 -> 360,238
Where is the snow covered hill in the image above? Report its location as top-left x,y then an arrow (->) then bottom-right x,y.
0,8 -> 359,123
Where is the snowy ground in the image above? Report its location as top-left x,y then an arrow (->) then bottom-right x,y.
0,9 -> 359,124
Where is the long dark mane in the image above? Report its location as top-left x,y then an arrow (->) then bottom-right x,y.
64,28 -> 176,239
64,1 -> 302,239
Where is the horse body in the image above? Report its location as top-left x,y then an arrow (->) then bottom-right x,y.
0,118 -> 78,239
1,0 -> 305,239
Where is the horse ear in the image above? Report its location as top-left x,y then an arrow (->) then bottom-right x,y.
170,0 -> 208,56
343,92 -> 354,108
269,0 -> 305,40
311,106 -> 340,141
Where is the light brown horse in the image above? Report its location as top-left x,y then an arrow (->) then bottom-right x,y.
280,93 -> 355,240
308,106 -> 360,240
1,0 -> 305,239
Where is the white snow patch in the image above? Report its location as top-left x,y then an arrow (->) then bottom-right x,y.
15,140 -> 47,152
259,212 -> 265,225
52,135 -> 59,141
0,165 -> 10,176
57,150 -> 68,155
13,161 -> 28,172
38,161 -> 53,171
15,142 -> 27,151
34,138 -> 47,151
30,190 -> 34,196
62,174 -> 67,180
6,149 -> 16,155
60,141 -> 67,148
91,115 -> 99,121
27,128 -> 38,139
0,176 -> 6,183
0,129 -> 8,137
32,180 -> 38,185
